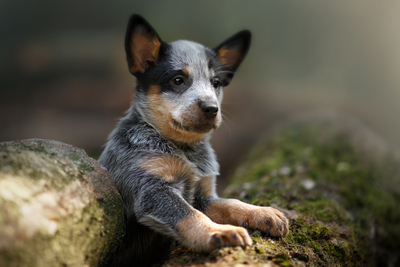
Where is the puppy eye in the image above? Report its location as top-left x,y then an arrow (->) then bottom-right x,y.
212,79 -> 221,89
173,76 -> 185,86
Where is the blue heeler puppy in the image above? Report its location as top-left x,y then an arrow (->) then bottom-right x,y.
99,14 -> 289,267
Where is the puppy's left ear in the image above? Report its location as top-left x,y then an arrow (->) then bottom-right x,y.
214,30 -> 251,85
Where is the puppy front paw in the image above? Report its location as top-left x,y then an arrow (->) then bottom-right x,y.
178,211 -> 252,252
207,224 -> 253,251
243,207 -> 289,238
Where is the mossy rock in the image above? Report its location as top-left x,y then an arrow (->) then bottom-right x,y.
0,139 -> 124,267
161,113 -> 400,267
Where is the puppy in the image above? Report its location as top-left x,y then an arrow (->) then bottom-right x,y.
99,14 -> 289,267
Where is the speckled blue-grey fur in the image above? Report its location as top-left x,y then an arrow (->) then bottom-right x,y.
99,14 -> 251,267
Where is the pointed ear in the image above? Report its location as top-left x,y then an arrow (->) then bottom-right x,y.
214,30 -> 251,85
125,14 -> 163,75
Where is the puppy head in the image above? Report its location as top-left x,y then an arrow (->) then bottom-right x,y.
125,14 -> 251,144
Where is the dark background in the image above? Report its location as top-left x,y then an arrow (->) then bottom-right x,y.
2,1 -> 400,192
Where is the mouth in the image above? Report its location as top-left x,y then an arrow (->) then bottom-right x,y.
172,118 -> 218,134
172,119 -> 192,132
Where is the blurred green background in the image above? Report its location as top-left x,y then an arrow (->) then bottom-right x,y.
1,0 -> 400,191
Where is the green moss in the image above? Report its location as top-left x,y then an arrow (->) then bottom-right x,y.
254,246 -> 265,254
280,216 -> 358,265
273,253 -> 292,266
68,151 -> 94,173
293,252 -> 309,262
96,191 -> 125,266
296,199 -> 349,223
226,119 -> 400,266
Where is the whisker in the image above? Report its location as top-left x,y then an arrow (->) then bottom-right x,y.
221,112 -> 236,128
222,109 -> 236,120
220,118 -> 232,137
213,65 -> 225,71
220,102 -> 238,105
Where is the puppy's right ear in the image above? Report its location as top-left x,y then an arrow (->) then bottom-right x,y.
125,14 -> 163,75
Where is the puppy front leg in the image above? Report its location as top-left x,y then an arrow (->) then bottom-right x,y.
204,198 -> 289,238
177,208 -> 252,251
195,176 -> 289,238
134,178 -> 252,252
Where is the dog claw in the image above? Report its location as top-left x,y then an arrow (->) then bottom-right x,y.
211,234 -> 222,248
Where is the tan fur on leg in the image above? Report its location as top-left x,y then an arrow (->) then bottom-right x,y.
177,209 -> 252,252
205,199 -> 289,238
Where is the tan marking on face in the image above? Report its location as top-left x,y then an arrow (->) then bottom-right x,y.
178,101 -> 220,134
217,47 -> 243,71
129,33 -> 161,73
148,86 -> 206,144
177,209 -> 252,252
140,156 -> 193,182
198,176 -> 217,197
205,199 -> 289,238
182,67 -> 190,75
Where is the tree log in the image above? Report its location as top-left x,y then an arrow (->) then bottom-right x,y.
0,139 -> 124,267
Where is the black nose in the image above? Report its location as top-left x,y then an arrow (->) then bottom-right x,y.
199,101 -> 219,119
